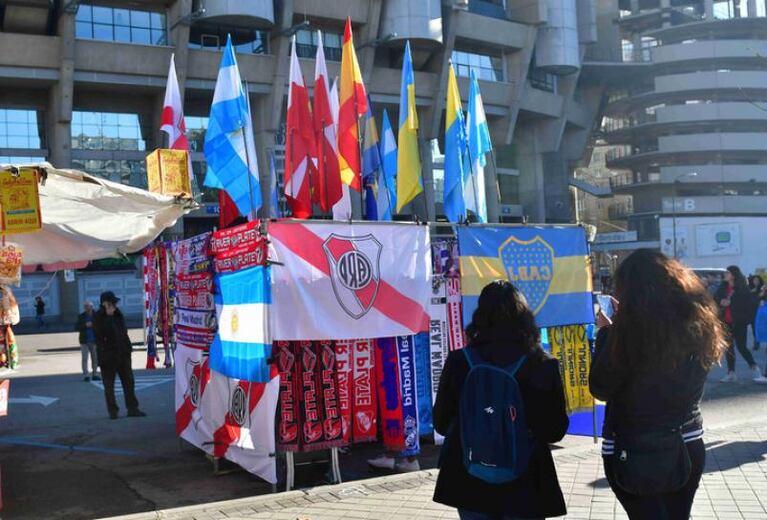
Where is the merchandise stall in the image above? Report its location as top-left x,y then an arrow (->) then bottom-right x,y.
165,219 -> 600,490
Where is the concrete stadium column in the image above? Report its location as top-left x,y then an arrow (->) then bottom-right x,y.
254,0 -> 293,218
484,155 -> 501,222
419,138 -> 436,222
704,0 -> 714,19
169,0 -> 192,93
359,0 -> 383,80
748,0 -> 758,17
419,3 -> 458,222
47,12 -> 75,168
515,128 -> 546,222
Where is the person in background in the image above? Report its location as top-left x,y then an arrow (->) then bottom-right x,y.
716,266 -> 766,383
749,275 -> 765,350
432,280 -> 569,519
34,296 -> 45,328
75,301 -> 100,382
93,291 -> 146,419
590,249 -> 725,519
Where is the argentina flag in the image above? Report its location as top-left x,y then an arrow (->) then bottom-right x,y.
209,265 -> 272,382
204,34 -> 261,217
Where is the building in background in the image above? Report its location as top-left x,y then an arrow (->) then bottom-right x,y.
0,0 -> 610,322
583,0 -> 767,273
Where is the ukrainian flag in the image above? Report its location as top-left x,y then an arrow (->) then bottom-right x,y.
396,41 -> 423,213
457,226 -> 594,329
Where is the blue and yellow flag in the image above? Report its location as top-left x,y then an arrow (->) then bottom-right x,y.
396,41 -> 423,213
457,226 -> 594,328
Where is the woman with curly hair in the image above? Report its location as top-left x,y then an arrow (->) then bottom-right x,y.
590,249 -> 726,519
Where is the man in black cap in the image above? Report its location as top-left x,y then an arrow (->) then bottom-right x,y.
93,291 -> 146,419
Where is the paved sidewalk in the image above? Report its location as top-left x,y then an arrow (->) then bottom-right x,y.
115,420 -> 767,520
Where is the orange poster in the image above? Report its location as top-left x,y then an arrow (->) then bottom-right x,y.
0,168 -> 41,234
146,149 -> 191,196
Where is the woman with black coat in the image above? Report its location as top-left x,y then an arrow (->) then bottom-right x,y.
432,280 -> 569,520
715,266 -> 765,382
590,249 -> 726,519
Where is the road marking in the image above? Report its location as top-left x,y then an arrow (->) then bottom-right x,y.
90,375 -> 174,395
9,395 -> 59,407
0,436 -> 138,456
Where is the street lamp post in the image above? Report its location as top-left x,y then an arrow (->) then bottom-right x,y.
671,171 -> 698,258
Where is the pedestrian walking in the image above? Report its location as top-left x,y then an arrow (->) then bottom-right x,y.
590,249 -> 726,519
93,291 -> 146,419
432,280 -> 569,520
715,266 -> 765,382
34,296 -> 45,328
749,275 -> 765,350
75,301 -> 100,382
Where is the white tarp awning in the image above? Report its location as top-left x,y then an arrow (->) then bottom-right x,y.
4,163 -> 194,265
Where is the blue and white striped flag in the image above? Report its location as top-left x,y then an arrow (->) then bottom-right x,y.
465,70 -> 492,223
204,34 -> 261,217
209,265 -> 272,382
377,108 -> 398,221
268,149 -> 281,218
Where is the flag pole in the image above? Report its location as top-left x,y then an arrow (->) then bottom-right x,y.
465,141 -> 481,224
242,81 -> 257,221
357,113 -> 366,219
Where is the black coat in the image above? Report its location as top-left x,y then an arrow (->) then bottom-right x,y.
589,327 -> 706,441
714,283 -> 757,328
93,308 -> 132,368
74,312 -> 96,345
432,329 -> 569,518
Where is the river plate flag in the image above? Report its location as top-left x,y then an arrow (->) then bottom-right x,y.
209,265 -> 272,382
269,222 -> 432,341
457,226 -> 594,329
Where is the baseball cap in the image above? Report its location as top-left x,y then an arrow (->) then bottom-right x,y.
100,291 -> 120,304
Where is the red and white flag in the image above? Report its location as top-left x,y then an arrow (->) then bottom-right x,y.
174,345 -> 212,449
202,367 -> 280,484
269,222 -> 432,340
313,31 -> 343,213
330,78 -> 352,220
284,37 -> 317,219
160,54 -> 193,187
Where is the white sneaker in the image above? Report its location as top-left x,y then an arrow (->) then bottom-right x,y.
395,458 -> 421,473
720,372 -> 737,383
751,366 -> 767,383
367,454 -> 396,470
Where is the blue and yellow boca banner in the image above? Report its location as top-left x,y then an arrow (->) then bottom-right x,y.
457,226 -> 594,329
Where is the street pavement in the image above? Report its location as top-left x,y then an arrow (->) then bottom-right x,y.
1,329 -> 766,519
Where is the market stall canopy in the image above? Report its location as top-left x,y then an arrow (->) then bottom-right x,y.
2,163 -> 195,265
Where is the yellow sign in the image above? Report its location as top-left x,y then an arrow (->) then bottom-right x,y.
0,168 -> 42,235
146,149 -> 191,196
548,325 -> 594,414
0,244 -> 23,286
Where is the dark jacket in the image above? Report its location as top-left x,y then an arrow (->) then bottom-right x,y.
93,307 -> 133,367
75,311 -> 96,345
432,328 -> 569,518
714,283 -> 757,329
589,327 -> 707,443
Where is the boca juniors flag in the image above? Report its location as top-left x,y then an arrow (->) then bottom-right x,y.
457,226 -> 594,329
269,222 -> 432,340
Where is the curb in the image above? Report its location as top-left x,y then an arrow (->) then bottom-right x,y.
105,420 -> 767,520
108,471 -> 439,520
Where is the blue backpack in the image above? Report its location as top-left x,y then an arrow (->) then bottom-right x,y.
459,348 -> 534,484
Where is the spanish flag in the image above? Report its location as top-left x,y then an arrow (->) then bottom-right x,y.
338,17 -> 368,192
457,226 -> 594,329
396,41 -> 423,213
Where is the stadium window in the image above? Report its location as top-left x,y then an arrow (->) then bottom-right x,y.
451,49 -> 504,82
75,4 -> 167,46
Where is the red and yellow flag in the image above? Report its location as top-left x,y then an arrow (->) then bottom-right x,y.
337,17 -> 368,192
